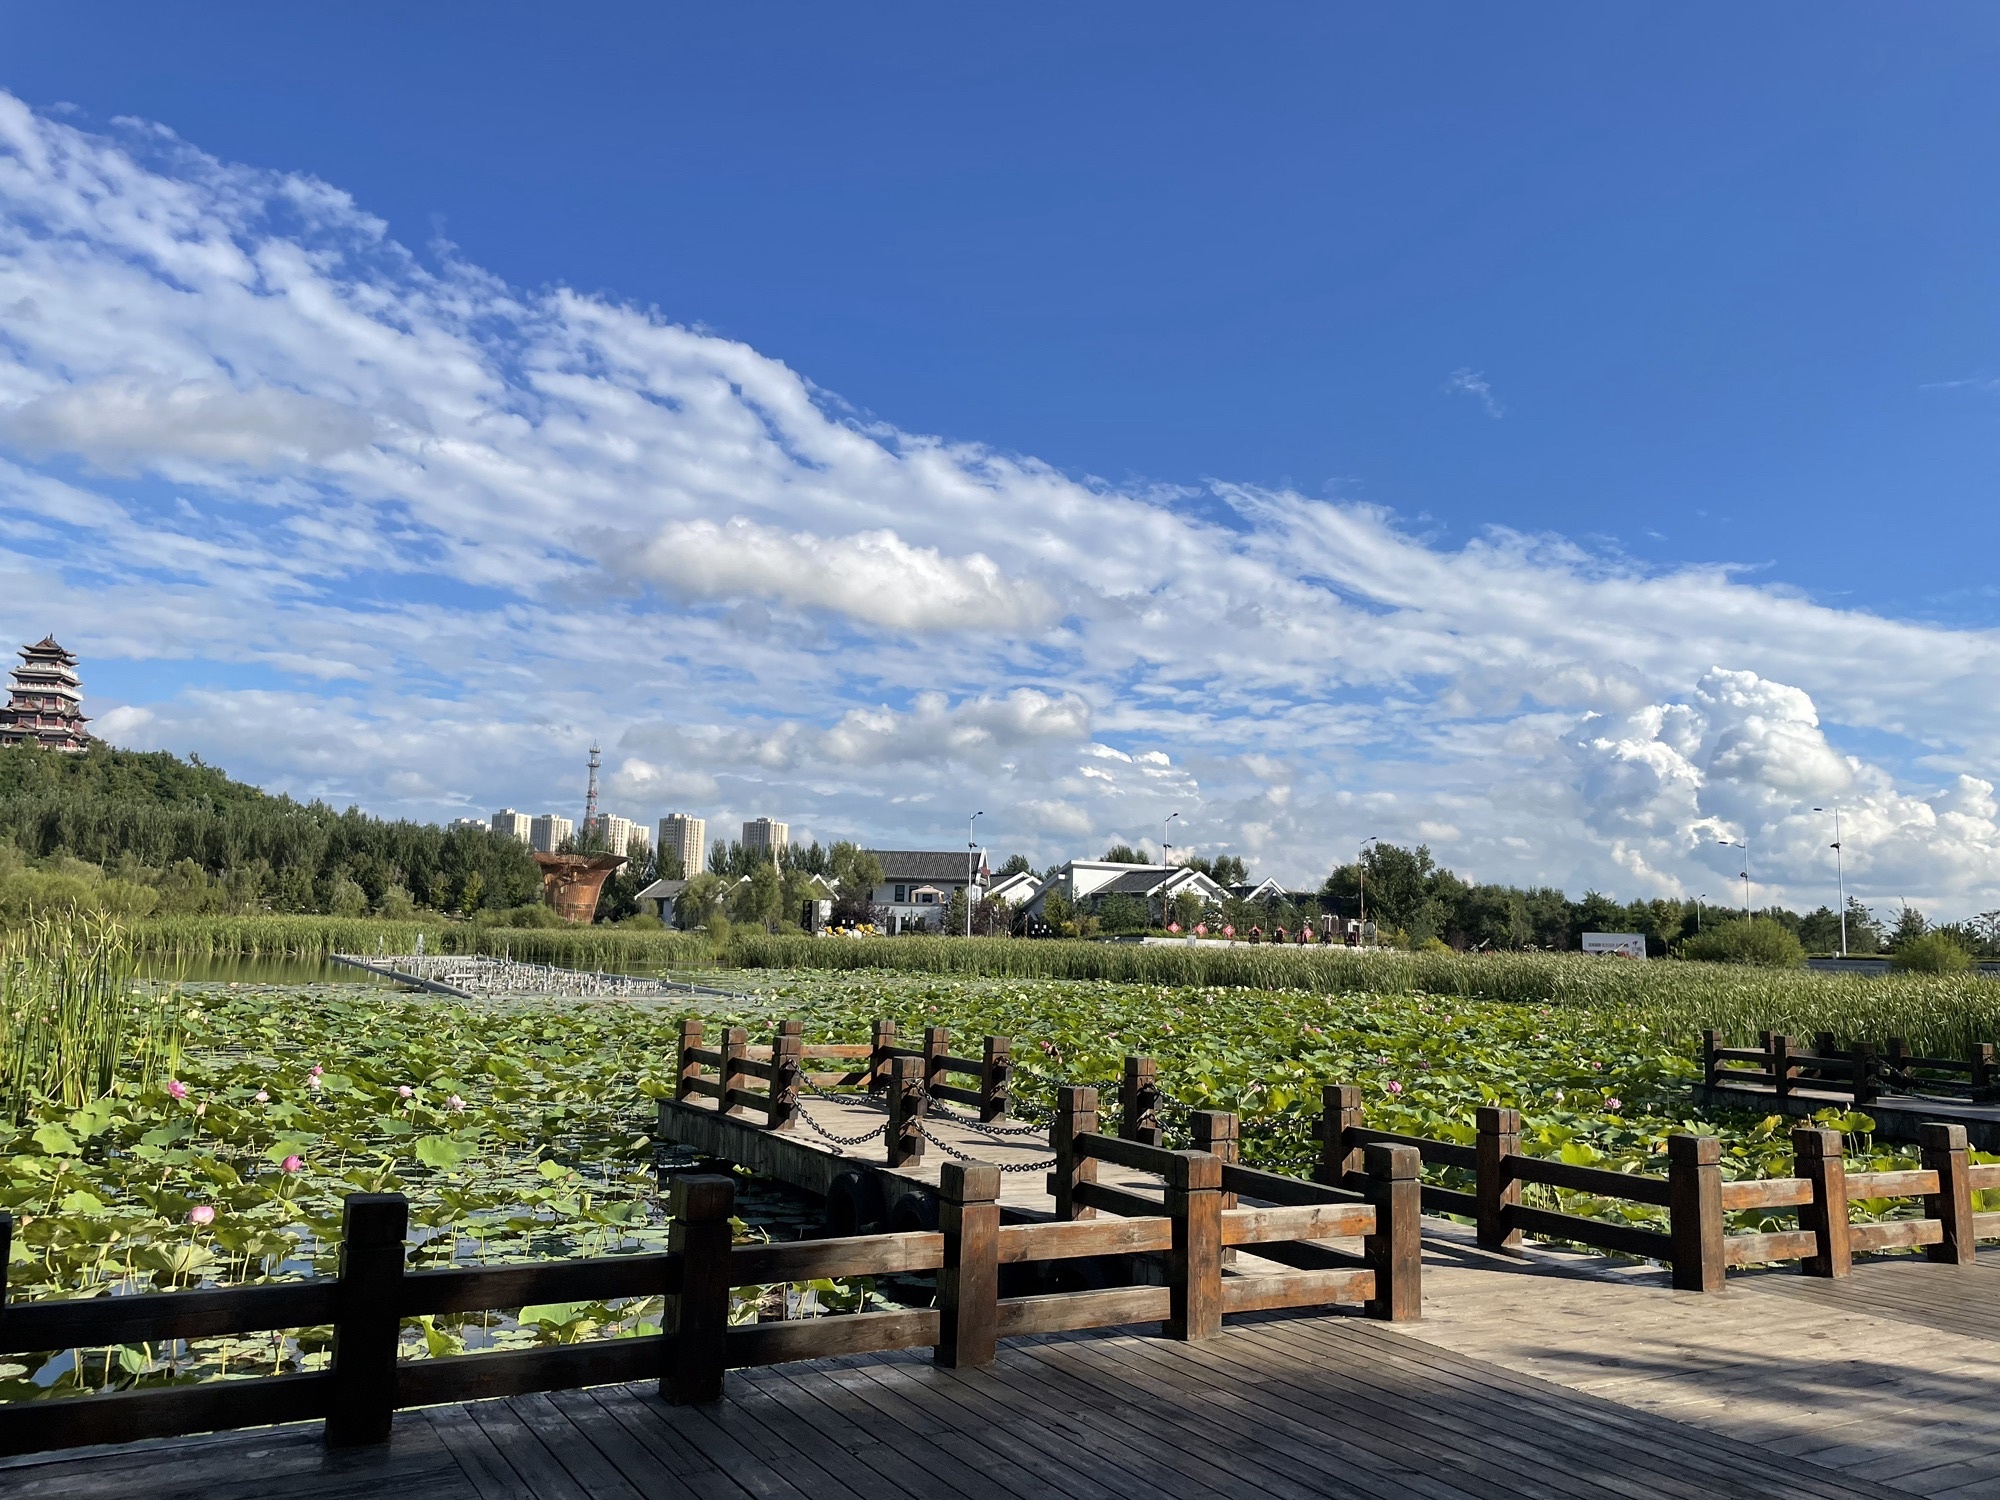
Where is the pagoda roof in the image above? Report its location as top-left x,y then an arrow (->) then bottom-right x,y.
21,636 -> 78,662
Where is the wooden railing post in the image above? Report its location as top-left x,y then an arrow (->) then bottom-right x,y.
924,1026 -> 951,1102
1887,1037 -> 1912,1091
1851,1042 -> 1880,1105
1813,1033 -> 1842,1088
663,1174 -> 735,1404
1770,1033 -> 1794,1100
1794,1127 -> 1852,1278
1362,1142 -> 1421,1321
720,1027 -> 748,1117
1973,1044 -> 1998,1103
1051,1085 -> 1099,1220
980,1036 -> 1012,1121
767,1020 -> 802,1131
1191,1110 -> 1240,1266
676,1018 -> 703,1102
1164,1150 -> 1223,1341
1315,1084 -> 1364,1188
1120,1055 -> 1162,1146
1921,1122 -> 1975,1266
1701,1029 -> 1721,1089
886,1054 -> 925,1167
869,1019 -> 897,1092
0,1211 -> 11,1318
936,1162 -> 1001,1369
1667,1134 -> 1724,1293
326,1192 -> 408,1447
1476,1106 -> 1522,1251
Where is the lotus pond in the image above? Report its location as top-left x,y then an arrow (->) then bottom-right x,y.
0,969 -> 1962,1402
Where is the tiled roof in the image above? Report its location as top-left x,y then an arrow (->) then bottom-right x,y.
867,850 -> 982,883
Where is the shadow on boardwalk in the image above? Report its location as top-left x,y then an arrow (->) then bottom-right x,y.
1,1316 -> 1897,1500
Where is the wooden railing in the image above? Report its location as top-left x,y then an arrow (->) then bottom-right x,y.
674,1017 -> 1011,1149
0,1141 -> 1360,1460
1703,1028 -> 2000,1105
1049,1085 -> 1421,1325
1319,1084 -> 2000,1289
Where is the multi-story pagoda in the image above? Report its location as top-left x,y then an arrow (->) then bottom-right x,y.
0,637 -> 92,753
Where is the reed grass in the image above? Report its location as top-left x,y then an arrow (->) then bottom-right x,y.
728,934 -> 2000,1056
124,914 -> 714,969
0,914 -> 181,1121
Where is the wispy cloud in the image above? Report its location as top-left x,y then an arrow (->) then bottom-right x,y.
0,93 -> 1997,914
1443,366 -> 1504,417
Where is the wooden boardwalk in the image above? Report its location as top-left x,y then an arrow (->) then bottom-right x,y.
17,1228 -> 2000,1499
0,1313 -> 1903,1500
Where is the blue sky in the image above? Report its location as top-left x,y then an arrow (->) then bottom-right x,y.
1,6 -> 1998,915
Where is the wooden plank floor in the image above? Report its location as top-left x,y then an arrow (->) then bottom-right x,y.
1398,1223 -> 2000,1498
0,1318 -> 1899,1500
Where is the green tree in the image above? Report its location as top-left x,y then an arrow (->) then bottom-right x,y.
1890,903 -> 1930,951
1893,930 -> 1973,974
1101,844 -> 1146,865
1040,887 -> 1076,937
1678,917 -> 1804,967
996,853 -> 1033,878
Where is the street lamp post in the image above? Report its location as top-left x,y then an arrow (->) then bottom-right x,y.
1717,837 -> 1750,915
1358,836 -> 1379,933
966,811 -> 984,938
1812,806 -> 1847,958
1695,894 -> 1705,933
1163,811 -> 1180,866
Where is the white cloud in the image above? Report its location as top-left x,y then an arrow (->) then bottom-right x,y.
1,93 -> 1997,913
1443,367 -> 1503,417
619,518 -> 1058,634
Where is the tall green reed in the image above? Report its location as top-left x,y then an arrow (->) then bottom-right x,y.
0,914 -> 181,1121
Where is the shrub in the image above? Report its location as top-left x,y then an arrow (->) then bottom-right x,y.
1676,918 -> 1804,968
1892,931 -> 1973,975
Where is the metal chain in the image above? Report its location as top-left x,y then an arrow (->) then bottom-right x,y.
791,1096 -> 886,1150
917,1119 -> 1057,1173
802,1075 -> 889,1112
926,1098 -> 1051,1137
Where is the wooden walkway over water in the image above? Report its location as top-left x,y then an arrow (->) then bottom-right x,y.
15,1233 -> 2000,1499
18,1021 -> 2000,1497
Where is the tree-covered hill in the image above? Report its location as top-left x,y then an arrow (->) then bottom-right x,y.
0,742 -> 540,920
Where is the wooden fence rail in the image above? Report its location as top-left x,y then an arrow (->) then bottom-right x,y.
1703,1028 -> 2000,1105
1313,1081 -> 1998,1291
675,1017 -> 1012,1137
1047,1085 -> 1422,1324
0,1114 -> 1402,1459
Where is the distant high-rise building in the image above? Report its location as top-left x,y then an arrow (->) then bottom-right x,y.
491,808 -> 533,844
742,817 -> 789,861
658,814 -> 706,878
586,813 -> 648,859
447,816 -> 486,833
530,813 -> 574,853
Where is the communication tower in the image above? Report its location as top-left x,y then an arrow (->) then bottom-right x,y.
584,743 -> 601,832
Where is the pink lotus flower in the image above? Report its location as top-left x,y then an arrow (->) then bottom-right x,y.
167,1080 -> 188,1101
1386,1080 -> 1404,1094
310,1064 -> 323,1076
307,1075 -> 322,1093
447,1095 -> 466,1113
187,1205 -> 215,1226
1604,1097 -> 1622,1112
254,1090 -> 269,1104
282,1155 -> 304,1173
397,1085 -> 414,1099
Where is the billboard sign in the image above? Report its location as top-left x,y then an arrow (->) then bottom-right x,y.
1581,932 -> 1648,959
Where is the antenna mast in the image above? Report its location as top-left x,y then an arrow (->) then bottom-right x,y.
584,743 -> 601,834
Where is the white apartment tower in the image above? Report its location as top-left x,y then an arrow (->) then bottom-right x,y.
586,814 -> 649,859
491,808 -> 533,844
530,813 -> 574,854
658,814 -> 706,878
742,817 -> 789,861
